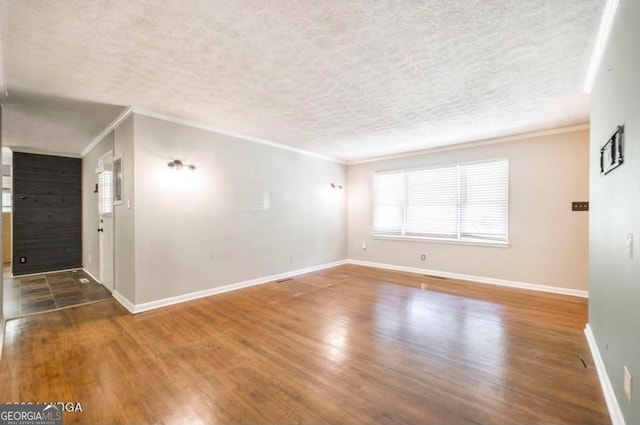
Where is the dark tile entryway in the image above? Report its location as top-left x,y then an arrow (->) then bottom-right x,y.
3,268 -> 112,318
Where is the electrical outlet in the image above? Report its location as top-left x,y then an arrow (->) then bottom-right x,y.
89,254 -> 92,263
19,256 -> 27,264
624,366 -> 632,402
571,201 -> 589,211
420,254 -> 426,261
627,234 -> 633,259
289,256 -> 294,263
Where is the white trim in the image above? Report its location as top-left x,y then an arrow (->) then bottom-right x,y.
131,106 -> 345,164
81,267 -> 104,286
11,267 -> 83,278
117,260 -> 348,314
372,235 -> 510,248
0,315 -> 5,364
585,324 -> 626,425
346,259 -> 589,298
81,107 -> 133,157
583,0 -> 620,93
112,291 -> 136,314
348,124 -> 590,165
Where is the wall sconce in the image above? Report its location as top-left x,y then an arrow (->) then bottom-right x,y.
330,183 -> 343,189
168,160 -> 196,171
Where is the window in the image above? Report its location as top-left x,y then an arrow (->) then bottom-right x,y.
98,170 -> 113,216
113,157 -> 122,204
373,158 -> 508,243
2,174 -> 11,212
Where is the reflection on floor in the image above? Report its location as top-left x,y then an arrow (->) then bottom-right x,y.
3,268 -> 112,318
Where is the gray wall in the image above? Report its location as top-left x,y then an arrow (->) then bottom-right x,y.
131,114 -> 347,304
81,132 -> 114,279
113,115 -> 136,303
589,0 -> 640,423
348,129 -> 590,291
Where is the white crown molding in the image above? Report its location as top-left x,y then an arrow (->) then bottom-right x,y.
130,106 -> 346,165
346,259 -> 589,298
583,0 -> 621,93
348,123 -> 591,165
113,260 -> 348,314
81,106 -> 133,157
585,324 -> 626,425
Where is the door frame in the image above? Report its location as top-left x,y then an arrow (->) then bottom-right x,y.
96,151 -> 115,292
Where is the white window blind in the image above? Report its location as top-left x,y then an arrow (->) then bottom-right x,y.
98,171 -> 113,216
373,158 -> 508,243
372,172 -> 403,235
460,160 -> 508,241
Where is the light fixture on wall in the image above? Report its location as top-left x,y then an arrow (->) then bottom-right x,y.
330,183 -> 343,189
167,160 -> 196,171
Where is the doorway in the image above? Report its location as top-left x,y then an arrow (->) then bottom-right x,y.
97,152 -> 114,292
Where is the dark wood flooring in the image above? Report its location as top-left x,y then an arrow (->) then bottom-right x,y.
0,264 -> 609,424
2,268 -> 112,318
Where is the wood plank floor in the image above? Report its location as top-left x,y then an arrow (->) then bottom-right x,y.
0,264 -> 609,424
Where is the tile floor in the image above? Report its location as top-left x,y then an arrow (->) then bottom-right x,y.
3,268 -> 112,318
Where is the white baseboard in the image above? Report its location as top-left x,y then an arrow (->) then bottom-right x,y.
81,268 -> 116,293
346,259 -> 588,298
0,315 -> 5,364
117,260 -> 348,314
11,267 -> 83,278
112,291 -> 136,314
81,268 -> 100,284
585,324 -> 626,425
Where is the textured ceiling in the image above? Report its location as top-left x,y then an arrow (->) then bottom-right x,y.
1,0 -> 604,161
3,91 -> 125,156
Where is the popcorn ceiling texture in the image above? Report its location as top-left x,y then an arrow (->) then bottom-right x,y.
1,0 -> 604,161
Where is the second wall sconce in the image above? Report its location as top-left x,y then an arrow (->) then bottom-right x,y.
168,159 -> 196,171
330,183 -> 343,189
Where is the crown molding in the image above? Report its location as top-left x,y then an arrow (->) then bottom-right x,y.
81,106 -> 133,157
348,123 -> 590,165
583,0 -> 620,93
130,106 -> 346,165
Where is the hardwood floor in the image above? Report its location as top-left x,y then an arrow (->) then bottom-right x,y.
0,265 -> 609,424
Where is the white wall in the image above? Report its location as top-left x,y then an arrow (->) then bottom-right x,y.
81,131 -> 113,279
348,129 -> 590,291
131,114 -> 347,304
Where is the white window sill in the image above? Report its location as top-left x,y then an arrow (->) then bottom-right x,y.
372,234 -> 510,248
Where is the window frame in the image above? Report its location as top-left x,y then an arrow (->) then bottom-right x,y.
372,157 -> 509,246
